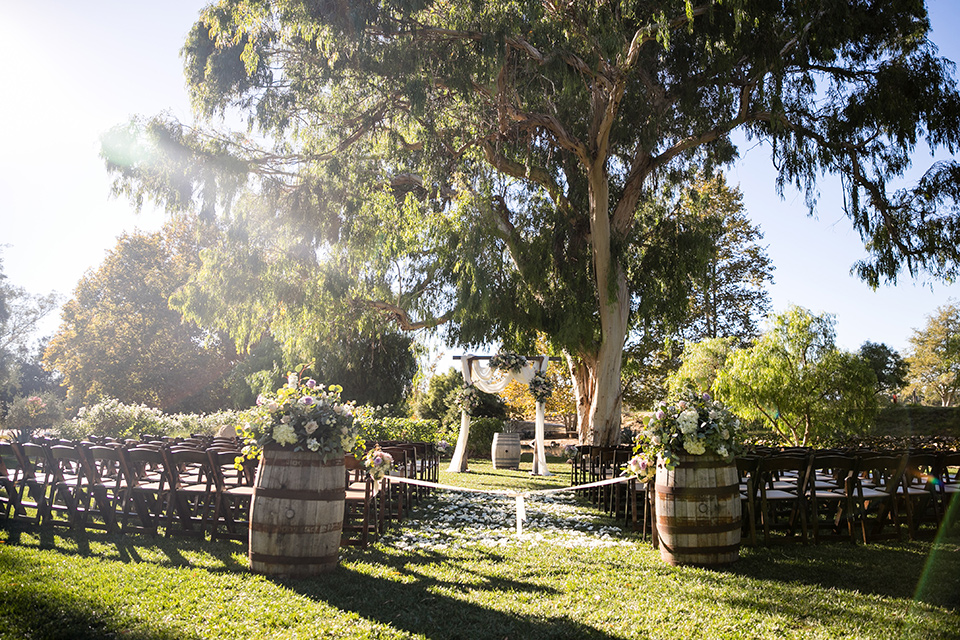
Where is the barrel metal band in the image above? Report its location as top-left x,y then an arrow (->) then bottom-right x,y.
659,542 -> 741,555
656,519 -> 742,535
254,487 -> 345,501
655,484 -> 739,498
250,521 -> 343,534
260,456 -> 343,468
250,552 -> 339,565
667,458 -> 735,470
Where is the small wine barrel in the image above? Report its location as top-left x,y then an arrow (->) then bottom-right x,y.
491,432 -> 521,470
249,446 -> 345,576
655,454 -> 741,567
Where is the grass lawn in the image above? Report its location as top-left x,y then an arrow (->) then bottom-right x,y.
0,457 -> 958,639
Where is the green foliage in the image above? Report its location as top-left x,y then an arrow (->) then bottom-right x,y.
43,215 -> 240,414
715,305 -> 879,447
355,412 -> 446,444
679,175 -> 774,347
0,251 -> 61,416
859,341 -> 909,398
2,392 -> 66,441
416,368 -> 463,422
55,398 -> 251,441
872,405 -> 960,438
104,0 -> 960,446
905,302 -> 960,406
466,417 -> 504,456
666,337 -> 737,398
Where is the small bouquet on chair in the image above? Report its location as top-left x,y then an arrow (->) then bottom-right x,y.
364,446 -> 395,481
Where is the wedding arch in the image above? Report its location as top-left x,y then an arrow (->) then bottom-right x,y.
447,354 -> 555,476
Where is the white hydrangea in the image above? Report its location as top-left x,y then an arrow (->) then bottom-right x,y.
683,438 -> 706,455
272,423 -> 298,446
678,409 -> 699,435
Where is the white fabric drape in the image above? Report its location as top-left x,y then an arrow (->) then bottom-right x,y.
447,354 -> 552,475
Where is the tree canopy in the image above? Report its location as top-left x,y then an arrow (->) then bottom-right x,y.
103,0 -> 960,445
43,217 -> 241,413
905,302 -> 960,407
715,305 -> 878,446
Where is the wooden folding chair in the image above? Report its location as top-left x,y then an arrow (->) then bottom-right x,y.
757,453 -> 810,544
121,447 -> 172,535
737,456 -> 760,547
851,452 -> 908,542
45,443 -> 93,530
0,443 -> 27,520
342,455 -> 380,547
807,452 -> 858,544
9,442 -> 50,525
206,449 -> 254,541
84,445 -> 138,533
899,451 -> 942,537
939,451 -> 960,531
163,448 -> 215,538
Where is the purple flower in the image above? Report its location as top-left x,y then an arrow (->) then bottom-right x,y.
702,392 -> 712,402
306,379 -> 317,389
300,396 -> 315,406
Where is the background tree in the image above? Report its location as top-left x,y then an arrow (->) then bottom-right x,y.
415,367 -> 506,429
904,302 -> 960,406
622,174 -> 773,408
715,306 -> 878,446
858,341 -> 909,402
104,0 -> 960,445
43,216 -> 241,413
0,252 -> 61,417
680,175 -> 774,346
666,337 -> 737,398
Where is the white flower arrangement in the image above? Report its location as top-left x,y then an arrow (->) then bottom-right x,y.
364,446 -> 394,481
528,372 -> 554,403
489,351 -> 528,373
456,384 -> 482,416
240,370 -> 361,463
638,387 -> 741,471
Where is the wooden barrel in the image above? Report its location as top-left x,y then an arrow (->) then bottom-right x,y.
655,453 -> 741,566
249,446 -> 345,576
491,432 -> 521,470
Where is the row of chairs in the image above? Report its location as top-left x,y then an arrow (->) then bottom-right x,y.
0,436 -> 254,540
342,441 -> 440,547
737,448 -> 960,545
569,445 -> 960,546
0,436 -> 441,549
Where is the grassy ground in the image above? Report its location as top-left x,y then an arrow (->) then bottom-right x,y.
1,458 -> 958,639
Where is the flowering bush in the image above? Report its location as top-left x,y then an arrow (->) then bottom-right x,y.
240,371 -> 361,463
489,351 -> 527,373
637,387 -> 741,471
363,446 -> 394,481
528,372 -> 554,403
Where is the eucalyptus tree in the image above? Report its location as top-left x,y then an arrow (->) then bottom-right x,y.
103,0 -> 960,445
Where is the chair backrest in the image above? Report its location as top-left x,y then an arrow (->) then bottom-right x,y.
205,449 -> 249,492
855,453 -> 907,493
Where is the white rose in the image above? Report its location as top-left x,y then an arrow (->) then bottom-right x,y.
304,420 -> 319,435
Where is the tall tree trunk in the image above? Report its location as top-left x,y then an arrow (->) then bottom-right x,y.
565,158 -> 631,446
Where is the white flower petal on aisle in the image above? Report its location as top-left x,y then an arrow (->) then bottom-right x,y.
379,490 -> 633,551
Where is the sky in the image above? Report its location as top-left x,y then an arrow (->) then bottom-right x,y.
1,0 -> 959,359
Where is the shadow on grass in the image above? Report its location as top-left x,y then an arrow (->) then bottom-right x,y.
728,535 -> 960,612
0,546 -> 200,640
275,546 -> 619,640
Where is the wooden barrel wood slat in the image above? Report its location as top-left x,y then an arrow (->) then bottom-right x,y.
655,453 -> 741,567
249,446 -> 345,577
491,432 -> 521,470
